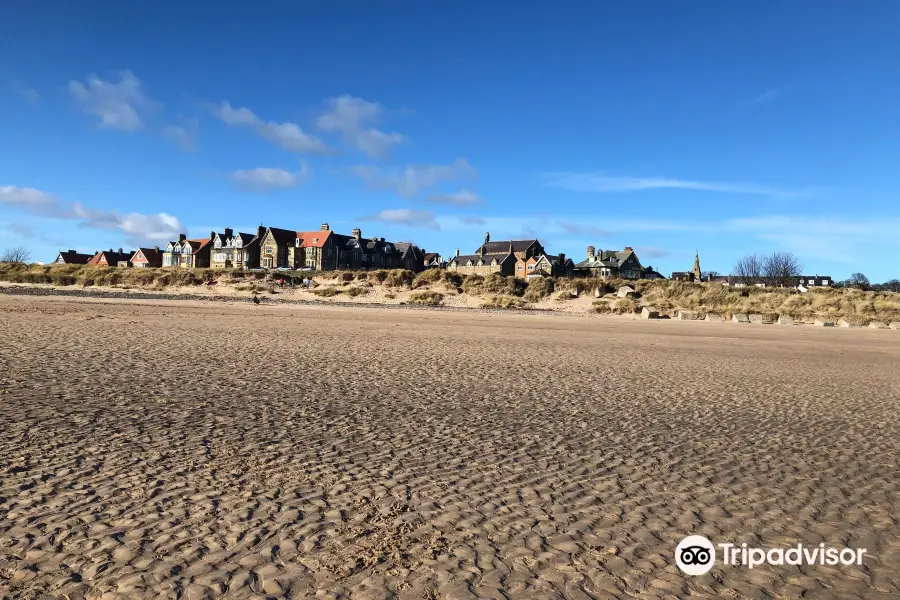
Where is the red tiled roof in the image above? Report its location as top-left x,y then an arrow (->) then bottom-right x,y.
297,230 -> 332,248
186,239 -> 211,254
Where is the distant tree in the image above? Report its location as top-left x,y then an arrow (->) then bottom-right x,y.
0,245 -> 31,263
762,251 -> 804,287
732,254 -> 763,285
846,272 -> 870,289
875,279 -> 900,293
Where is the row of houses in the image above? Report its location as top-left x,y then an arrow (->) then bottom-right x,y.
53,227 -> 832,287
55,223 -> 442,273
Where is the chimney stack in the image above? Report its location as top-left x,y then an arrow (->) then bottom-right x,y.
455,248 -> 460,257
154,246 -> 160,252
179,233 -> 187,242
587,245 -> 595,260
320,223 -> 330,231
117,248 -> 123,254
257,225 -> 266,237
210,231 -> 216,241
624,246 -> 633,252
559,252 -> 565,263
352,227 -> 361,240
225,227 -> 233,238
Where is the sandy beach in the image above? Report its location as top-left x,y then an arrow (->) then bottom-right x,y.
1,294 -> 898,599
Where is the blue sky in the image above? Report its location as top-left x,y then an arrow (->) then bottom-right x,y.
2,1 -> 899,280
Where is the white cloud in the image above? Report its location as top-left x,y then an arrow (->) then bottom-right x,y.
635,246 -> 670,258
557,221 -> 610,237
726,215 -> 900,263
747,88 -> 781,105
209,101 -> 330,154
360,209 -> 440,230
0,185 -> 59,215
427,189 -> 483,206
347,158 -> 477,198
543,173 -> 808,198
1,184 -> 183,246
163,119 -> 198,151
228,163 -> 311,192
68,71 -> 156,131
317,95 -> 405,158
14,85 -> 39,104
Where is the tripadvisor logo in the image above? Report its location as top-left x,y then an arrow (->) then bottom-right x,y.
675,535 -> 867,576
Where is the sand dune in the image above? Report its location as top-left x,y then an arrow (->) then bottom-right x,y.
1,295 -> 898,599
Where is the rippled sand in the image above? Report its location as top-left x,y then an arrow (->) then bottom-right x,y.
1,295 -> 898,599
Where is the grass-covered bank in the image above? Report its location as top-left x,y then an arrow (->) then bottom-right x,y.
2,263 -> 899,323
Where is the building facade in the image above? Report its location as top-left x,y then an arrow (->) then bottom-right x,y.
54,250 -> 94,265
575,246 -> 644,279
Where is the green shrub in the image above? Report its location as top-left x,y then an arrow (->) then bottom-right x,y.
408,290 -> 444,306
523,277 -> 555,302
311,286 -> 338,297
482,295 -> 528,309
343,286 -> 367,297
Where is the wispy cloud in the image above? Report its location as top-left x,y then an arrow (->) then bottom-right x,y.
209,101 -> 330,154
13,85 -> 39,104
458,215 -> 486,225
69,71 -> 157,131
162,118 -> 199,151
1,185 -> 182,245
317,95 -> 405,158
228,163 -> 311,192
747,88 -> 781,105
556,221 -> 610,237
360,209 -> 440,230
347,158 -> 477,198
427,189 -> 483,206
635,246 -> 670,259
543,172 -> 808,198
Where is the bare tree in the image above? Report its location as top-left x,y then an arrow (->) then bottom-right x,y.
0,245 -> 31,264
762,251 -> 804,287
732,254 -> 762,286
846,272 -> 870,289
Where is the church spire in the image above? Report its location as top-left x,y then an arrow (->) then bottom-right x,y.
692,250 -> 702,281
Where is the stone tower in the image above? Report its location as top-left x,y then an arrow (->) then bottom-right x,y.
692,251 -> 702,281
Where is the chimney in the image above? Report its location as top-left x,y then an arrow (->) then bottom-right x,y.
352,227 -> 361,239
153,246 -> 160,252
117,248 -> 123,254
225,228 -> 233,238
69,249 -> 76,253
380,237 -> 385,242
210,230 -> 216,241
484,231 -> 490,244
257,225 -> 266,237
179,233 -> 187,242
455,248 -> 460,257
624,246 -> 633,252
320,223 -> 330,231
587,245 -> 595,260
559,252 -> 565,263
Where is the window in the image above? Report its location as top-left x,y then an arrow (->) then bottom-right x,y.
214,239 -> 222,248
527,265 -> 534,270
517,264 -> 523,270
265,246 -> 274,256
823,279 -> 830,286
809,279 -> 815,285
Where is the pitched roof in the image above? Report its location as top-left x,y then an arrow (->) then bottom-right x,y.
88,250 -> 133,265
449,253 -> 514,265
476,240 -> 538,254
185,239 -> 211,255
266,227 -> 298,245
55,250 -> 93,264
575,248 -> 636,269
297,230 -> 332,248
233,232 -> 256,246
132,247 -> 162,264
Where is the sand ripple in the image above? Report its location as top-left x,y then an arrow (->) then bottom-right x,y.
1,296 -> 898,599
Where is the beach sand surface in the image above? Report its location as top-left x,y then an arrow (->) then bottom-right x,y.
1,295 -> 898,599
